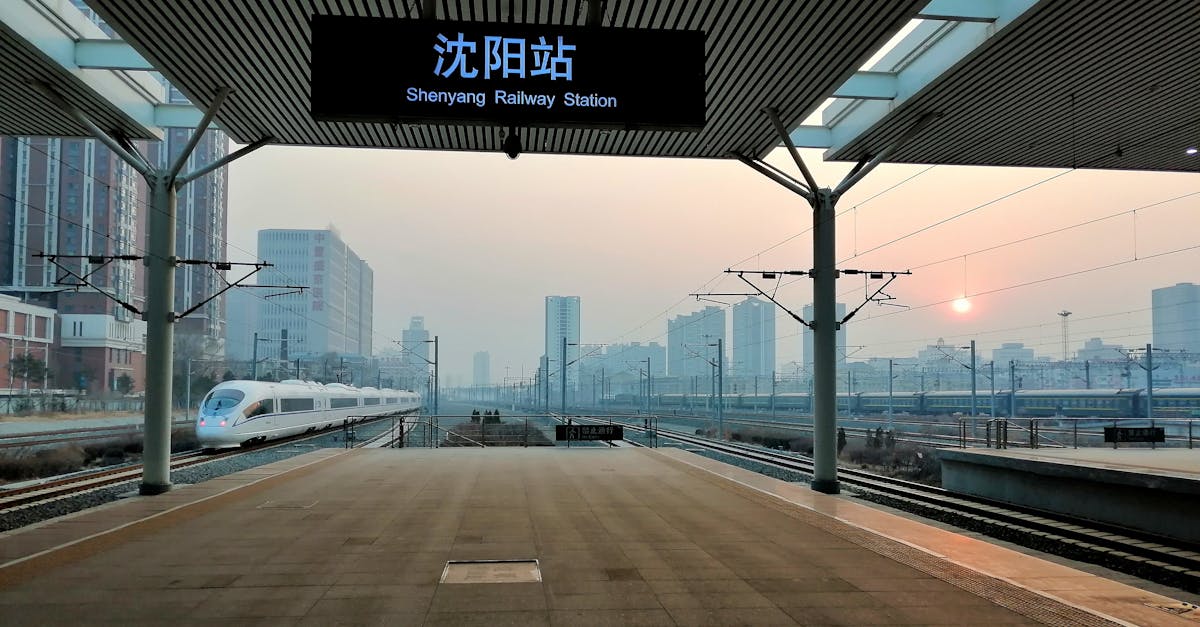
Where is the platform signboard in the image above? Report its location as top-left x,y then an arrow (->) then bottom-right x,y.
556,424 -> 623,441
311,16 -> 705,130
1103,427 -> 1165,443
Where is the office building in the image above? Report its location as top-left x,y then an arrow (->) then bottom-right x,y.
667,306 -> 725,380
545,296 -> 581,391
732,297 -> 775,377
1152,283 -> 1200,354
801,302 -> 847,375
257,228 -> 374,359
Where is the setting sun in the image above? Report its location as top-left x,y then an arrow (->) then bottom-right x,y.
952,297 -> 972,314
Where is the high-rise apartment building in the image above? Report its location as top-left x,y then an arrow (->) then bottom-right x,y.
0,134 -> 148,394
0,2 -> 231,395
256,229 -> 373,359
473,351 -> 490,387
545,296 -> 581,391
732,297 -> 775,377
801,303 -> 847,376
1152,283 -> 1200,354
667,306 -> 725,379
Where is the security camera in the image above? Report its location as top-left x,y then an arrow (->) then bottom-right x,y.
502,127 -> 521,160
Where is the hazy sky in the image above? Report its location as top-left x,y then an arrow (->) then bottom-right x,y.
226,145 -> 1198,385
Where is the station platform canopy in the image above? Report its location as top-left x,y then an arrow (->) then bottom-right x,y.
2,0 -> 1197,169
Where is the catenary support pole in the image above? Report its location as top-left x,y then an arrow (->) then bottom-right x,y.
716,337 -> 724,439
185,358 -> 192,422
433,335 -> 439,416
887,359 -> 893,432
561,336 -> 567,415
1145,343 -> 1153,420
251,332 -> 259,381
970,340 -> 977,437
1009,361 -> 1017,419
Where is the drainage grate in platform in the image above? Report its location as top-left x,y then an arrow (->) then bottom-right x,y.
257,500 -> 318,509
440,559 -> 542,584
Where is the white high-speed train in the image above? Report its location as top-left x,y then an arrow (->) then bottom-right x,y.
196,380 -> 421,449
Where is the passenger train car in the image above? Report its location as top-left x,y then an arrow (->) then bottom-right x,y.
650,387 -> 1200,418
196,380 -> 421,449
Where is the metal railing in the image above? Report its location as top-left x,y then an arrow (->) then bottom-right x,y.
983,417 -> 1195,450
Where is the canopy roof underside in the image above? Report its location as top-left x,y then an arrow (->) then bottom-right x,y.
826,0 -> 1199,172
79,0 -> 923,159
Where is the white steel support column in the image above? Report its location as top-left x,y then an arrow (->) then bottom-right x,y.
733,108 -> 935,495
31,82 -> 269,495
810,189 -> 838,493
141,174 -> 177,493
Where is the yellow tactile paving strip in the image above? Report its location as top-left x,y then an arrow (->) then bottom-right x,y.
658,448 -> 1199,626
0,447 -> 1189,625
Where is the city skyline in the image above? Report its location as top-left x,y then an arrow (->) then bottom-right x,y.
224,146 -> 1198,385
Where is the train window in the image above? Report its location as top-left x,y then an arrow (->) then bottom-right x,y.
330,398 -> 358,408
281,398 -> 315,412
202,389 -> 244,413
386,397 -> 398,403
243,399 -> 273,419
364,398 -> 380,406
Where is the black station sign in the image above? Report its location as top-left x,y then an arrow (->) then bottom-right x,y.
1103,427 -> 1165,443
310,16 -> 706,130
556,424 -> 624,441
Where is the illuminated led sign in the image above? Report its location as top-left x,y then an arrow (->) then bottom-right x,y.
311,16 -> 706,130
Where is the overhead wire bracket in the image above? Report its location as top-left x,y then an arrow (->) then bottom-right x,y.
723,269 -> 813,329
840,269 -> 912,323
174,260 -> 306,320
35,252 -> 143,315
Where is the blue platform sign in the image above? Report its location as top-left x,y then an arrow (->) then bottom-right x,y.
311,16 -> 706,130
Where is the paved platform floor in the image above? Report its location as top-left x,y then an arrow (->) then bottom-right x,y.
1,447 -> 1196,625
960,447 -> 1199,479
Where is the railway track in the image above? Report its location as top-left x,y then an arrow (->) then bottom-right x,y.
0,417 -> 393,514
586,416 -> 1200,594
0,419 -> 195,449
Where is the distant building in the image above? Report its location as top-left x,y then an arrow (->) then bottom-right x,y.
545,296 -> 581,391
1152,283 -> 1200,354
399,316 -> 431,389
473,351 -> 490,387
585,342 -> 666,385
667,306 -> 725,380
801,303 -> 847,375
0,295 -> 56,392
732,297 -> 775,377
992,342 -> 1035,364
1076,337 -> 1123,363
256,228 -> 374,359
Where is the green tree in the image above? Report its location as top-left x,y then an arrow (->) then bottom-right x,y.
8,353 -> 47,388
116,373 -> 134,395
222,369 -> 237,382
